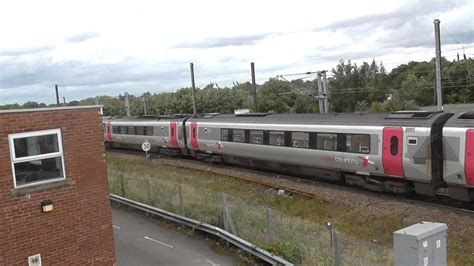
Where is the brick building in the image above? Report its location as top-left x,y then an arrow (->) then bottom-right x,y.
0,106 -> 116,265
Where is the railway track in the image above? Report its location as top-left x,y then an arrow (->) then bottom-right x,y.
106,148 -> 474,214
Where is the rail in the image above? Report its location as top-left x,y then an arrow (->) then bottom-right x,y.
109,194 -> 294,266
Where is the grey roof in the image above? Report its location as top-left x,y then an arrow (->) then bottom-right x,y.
422,103 -> 474,113
445,111 -> 474,127
103,115 -> 190,122
189,111 -> 452,127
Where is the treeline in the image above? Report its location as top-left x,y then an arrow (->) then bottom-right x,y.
330,58 -> 474,112
2,58 -> 473,116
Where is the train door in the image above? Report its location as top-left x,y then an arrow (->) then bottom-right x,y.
105,122 -> 112,142
191,122 -> 199,150
382,127 -> 404,177
466,129 -> 474,185
170,122 -> 178,148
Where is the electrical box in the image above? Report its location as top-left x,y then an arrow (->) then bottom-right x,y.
394,221 -> 447,266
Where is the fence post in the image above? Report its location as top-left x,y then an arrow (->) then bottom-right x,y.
221,193 -> 238,236
222,193 -> 230,232
146,178 -> 154,206
334,231 -> 341,266
267,208 -> 275,245
327,218 -> 335,248
120,173 -> 126,197
178,184 -> 185,216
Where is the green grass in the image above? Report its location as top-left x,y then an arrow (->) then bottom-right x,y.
107,153 -> 472,265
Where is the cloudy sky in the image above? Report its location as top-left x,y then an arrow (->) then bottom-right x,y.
0,0 -> 473,104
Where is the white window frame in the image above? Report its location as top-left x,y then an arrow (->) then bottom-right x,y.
8,129 -> 66,188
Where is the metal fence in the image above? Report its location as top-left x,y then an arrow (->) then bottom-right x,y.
108,170 -> 393,265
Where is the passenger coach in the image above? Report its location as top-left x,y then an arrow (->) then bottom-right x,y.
186,111 -> 453,196
103,115 -> 189,155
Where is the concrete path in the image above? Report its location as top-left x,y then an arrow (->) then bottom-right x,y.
112,206 -> 239,266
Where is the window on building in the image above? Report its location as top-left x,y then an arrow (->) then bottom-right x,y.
345,134 -> 370,154
232,129 -> 245,143
221,129 -> 229,141
269,131 -> 285,146
9,129 -> 66,188
250,130 -> 263,144
317,133 -> 337,151
291,132 -> 309,148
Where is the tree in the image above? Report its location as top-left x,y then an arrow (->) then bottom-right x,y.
257,78 -> 294,113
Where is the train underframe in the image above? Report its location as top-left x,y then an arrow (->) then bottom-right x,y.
107,143 -> 473,202
197,152 -> 411,195
195,151 -> 474,201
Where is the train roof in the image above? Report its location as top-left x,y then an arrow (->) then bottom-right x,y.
103,114 -> 190,122
189,111 -> 452,127
445,111 -> 474,128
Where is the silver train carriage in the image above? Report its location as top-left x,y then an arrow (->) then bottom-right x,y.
102,111 -> 473,201
443,111 -> 474,201
103,115 -> 190,156
186,111 -> 453,197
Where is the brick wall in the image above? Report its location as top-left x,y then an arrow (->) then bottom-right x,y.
0,107 -> 116,265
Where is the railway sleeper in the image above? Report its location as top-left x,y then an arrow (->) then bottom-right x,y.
344,174 -> 408,194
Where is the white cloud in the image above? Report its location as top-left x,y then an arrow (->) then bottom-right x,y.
0,0 -> 473,104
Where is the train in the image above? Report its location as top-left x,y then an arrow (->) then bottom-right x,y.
102,110 -> 474,202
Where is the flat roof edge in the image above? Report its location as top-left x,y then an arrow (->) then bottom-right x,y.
0,105 -> 103,114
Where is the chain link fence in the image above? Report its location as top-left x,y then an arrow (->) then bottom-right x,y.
108,170 -> 393,265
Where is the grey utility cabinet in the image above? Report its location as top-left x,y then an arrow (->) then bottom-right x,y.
394,221 -> 447,266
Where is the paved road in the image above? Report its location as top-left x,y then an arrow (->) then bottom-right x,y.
112,206 -> 239,266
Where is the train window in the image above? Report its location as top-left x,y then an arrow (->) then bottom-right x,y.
221,129 -> 229,141
269,131 -> 285,146
127,126 -> 135,135
119,126 -> 127,135
232,129 -> 245,143
113,126 -> 120,134
136,126 -> 145,135
408,137 -> 418,146
145,126 -> 154,136
171,126 -> 175,137
317,133 -> 337,151
291,132 -> 309,148
390,136 -> 398,155
178,126 -> 183,140
345,134 -> 370,154
250,130 -> 263,144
